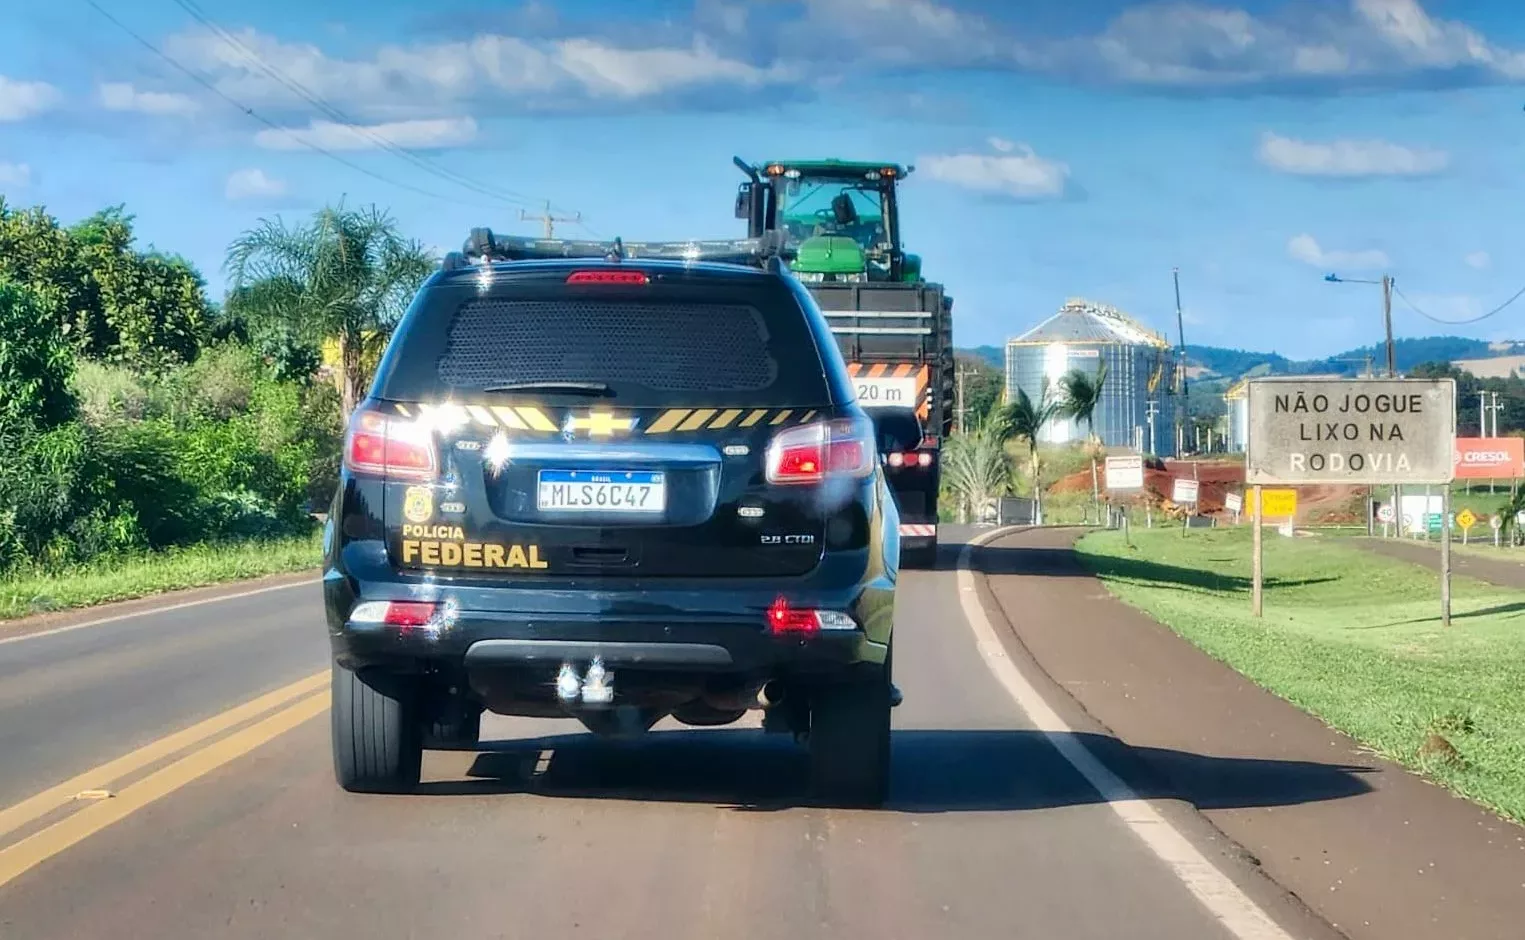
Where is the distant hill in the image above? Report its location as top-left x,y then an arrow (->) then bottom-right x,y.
956,336 -> 1523,381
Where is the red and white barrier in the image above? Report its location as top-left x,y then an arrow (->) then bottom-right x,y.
899,524 -> 937,538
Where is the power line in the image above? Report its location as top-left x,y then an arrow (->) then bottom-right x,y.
166,0 -> 574,217
1393,283 -> 1525,325
80,0 -> 545,214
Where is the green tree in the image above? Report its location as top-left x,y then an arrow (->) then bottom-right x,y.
1059,360 -> 1108,515
954,353 -> 1003,430
0,200 -> 210,369
1003,379 -> 1062,523
0,279 -> 76,431
942,408 -> 1015,523
226,203 -> 436,422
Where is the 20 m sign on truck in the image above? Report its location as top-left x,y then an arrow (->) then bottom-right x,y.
1246,378 -> 1457,485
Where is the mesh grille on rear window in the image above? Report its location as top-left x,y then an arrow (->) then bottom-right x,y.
437,300 -> 779,393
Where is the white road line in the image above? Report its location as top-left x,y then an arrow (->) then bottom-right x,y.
956,528 -> 1295,940
0,579 -> 321,647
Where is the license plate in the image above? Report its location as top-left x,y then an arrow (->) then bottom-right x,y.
537,470 -> 666,513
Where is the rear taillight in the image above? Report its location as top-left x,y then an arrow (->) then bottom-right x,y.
349,600 -> 438,627
766,597 -> 857,634
886,451 -> 934,468
343,407 -> 438,481
765,418 -> 875,485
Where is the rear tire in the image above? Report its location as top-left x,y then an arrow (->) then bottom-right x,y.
331,661 -> 423,793
808,668 -> 892,808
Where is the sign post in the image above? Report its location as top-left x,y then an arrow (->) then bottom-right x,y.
1457,507 -> 1477,545
1251,486 -> 1263,617
1491,513 -> 1502,547
1441,489 -> 1452,627
1377,502 -> 1394,538
1105,455 -> 1144,548
1225,491 -> 1243,523
1246,377 -> 1456,623
1172,477 -> 1199,536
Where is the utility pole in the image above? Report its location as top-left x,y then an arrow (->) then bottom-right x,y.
955,367 -> 968,435
1145,399 -> 1159,455
520,200 -> 581,239
1490,391 -> 1503,437
1172,268 -> 1188,457
1381,275 -> 1396,376
1480,390 -> 1490,437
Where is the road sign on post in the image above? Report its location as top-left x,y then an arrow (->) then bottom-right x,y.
1225,491 -> 1243,520
1245,377 -> 1458,625
1105,455 -> 1144,491
1171,478 -> 1199,504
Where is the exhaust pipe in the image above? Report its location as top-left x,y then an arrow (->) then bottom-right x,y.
760,681 -> 786,709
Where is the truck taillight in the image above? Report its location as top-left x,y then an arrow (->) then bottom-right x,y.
343,406 -> 438,481
765,418 -> 875,485
887,451 -> 934,468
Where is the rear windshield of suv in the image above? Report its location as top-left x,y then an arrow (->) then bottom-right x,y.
371,276 -> 834,408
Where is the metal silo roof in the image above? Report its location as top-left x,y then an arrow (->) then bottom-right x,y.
1007,298 -> 1169,348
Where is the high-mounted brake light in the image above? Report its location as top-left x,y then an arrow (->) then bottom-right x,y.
566,270 -> 649,285
344,407 -> 438,481
765,418 -> 875,485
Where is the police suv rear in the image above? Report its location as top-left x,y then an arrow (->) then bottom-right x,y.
324,232 -> 905,807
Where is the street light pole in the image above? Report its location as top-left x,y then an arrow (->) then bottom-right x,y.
1325,273 -> 1397,377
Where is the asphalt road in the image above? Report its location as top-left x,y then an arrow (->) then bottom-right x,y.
0,529 -> 1342,939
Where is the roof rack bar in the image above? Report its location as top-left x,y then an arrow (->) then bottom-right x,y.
456,227 -> 796,272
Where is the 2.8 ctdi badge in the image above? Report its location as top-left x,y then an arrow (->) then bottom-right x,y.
402,485 -> 434,523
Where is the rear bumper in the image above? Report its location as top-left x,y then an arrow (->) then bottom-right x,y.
324,540 -> 894,678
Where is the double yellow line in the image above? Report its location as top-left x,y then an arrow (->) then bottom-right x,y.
0,670 -> 329,890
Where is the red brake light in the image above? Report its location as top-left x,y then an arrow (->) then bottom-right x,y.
344,407 -> 438,481
766,418 -> 875,485
767,597 -> 819,635
566,270 -> 649,285
382,601 -> 437,626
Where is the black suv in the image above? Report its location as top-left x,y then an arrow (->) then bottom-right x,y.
323,232 -> 912,806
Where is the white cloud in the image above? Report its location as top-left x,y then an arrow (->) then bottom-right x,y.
1288,233 -> 1390,271
798,0 -> 1525,91
1257,132 -> 1447,177
0,76 -> 61,121
919,140 -> 1069,200
0,162 -> 31,188
98,82 -> 200,116
158,26 -> 794,119
1465,251 -> 1491,270
254,117 -> 479,151
225,168 -> 288,200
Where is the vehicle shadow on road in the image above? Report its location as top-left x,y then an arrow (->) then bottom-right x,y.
964,543 -> 1337,594
417,728 -> 1374,813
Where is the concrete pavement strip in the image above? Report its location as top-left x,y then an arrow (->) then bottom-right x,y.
971,526 -> 1525,940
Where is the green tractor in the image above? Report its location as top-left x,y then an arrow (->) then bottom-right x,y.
733,158 -> 955,567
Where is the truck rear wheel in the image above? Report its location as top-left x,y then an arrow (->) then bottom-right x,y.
808,668 -> 892,807
331,661 -> 423,793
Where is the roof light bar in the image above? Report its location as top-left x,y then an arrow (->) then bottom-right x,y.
449,228 -> 796,272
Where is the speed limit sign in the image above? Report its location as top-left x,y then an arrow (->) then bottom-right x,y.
1377,504 -> 1395,524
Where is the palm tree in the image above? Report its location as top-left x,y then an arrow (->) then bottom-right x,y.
942,407 -> 1015,524
1003,380 -> 1062,524
226,203 -> 436,422
1059,360 -> 1108,520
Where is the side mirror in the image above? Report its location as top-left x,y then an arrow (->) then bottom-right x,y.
734,183 -> 754,220
868,405 -> 923,454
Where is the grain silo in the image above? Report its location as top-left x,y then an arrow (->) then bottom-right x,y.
1004,298 -> 1180,457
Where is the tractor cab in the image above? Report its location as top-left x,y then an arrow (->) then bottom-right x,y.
734,158 -> 923,283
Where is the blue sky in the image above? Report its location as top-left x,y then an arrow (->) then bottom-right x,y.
4,0 -> 1525,359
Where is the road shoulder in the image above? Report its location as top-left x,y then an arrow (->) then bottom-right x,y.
0,570 -> 319,643
972,526 -> 1525,940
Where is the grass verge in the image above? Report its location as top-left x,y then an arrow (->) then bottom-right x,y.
0,530 -> 323,622
1075,526 -> 1525,825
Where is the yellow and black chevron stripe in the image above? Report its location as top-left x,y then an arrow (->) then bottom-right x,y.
393,402 -> 818,435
